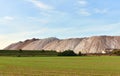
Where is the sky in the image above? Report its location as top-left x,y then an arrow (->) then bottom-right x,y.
0,0 -> 120,49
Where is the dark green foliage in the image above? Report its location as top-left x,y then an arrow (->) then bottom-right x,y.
78,51 -> 82,56
0,50 -> 84,57
19,49 -> 23,53
111,49 -> 120,56
18,49 -> 23,57
58,50 -> 77,56
41,49 -> 45,52
0,50 -> 58,57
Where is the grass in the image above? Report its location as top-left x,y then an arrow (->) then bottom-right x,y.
0,56 -> 120,76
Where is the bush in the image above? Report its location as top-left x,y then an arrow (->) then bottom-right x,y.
78,51 -> 83,56
111,49 -> 120,56
58,50 -> 77,56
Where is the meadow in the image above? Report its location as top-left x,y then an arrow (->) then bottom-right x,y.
0,56 -> 120,76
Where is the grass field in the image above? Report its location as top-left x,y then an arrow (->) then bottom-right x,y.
0,56 -> 120,76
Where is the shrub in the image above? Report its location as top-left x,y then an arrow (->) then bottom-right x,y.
111,49 -> 120,56
78,51 -> 83,56
58,50 -> 77,56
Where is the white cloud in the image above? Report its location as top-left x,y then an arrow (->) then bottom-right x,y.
27,0 -> 66,18
94,8 -> 108,14
73,22 -> 120,33
29,0 -> 54,10
78,0 -> 88,6
0,16 -> 15,24
3,16 -> 14,21
76,0 -> 91,16
78,9 -> 91,16
76,0 -> 108,16
28,17 -> 50,24
38,19 -> 49,24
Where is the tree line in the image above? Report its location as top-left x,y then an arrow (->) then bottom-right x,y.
0,49 -> 83,57
0,49 -> 120,57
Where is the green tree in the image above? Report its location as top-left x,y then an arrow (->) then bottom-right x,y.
78,51 -> 82,56
111,49 -> 120,56
18,49 -> 23,57
58,50 -> 77,56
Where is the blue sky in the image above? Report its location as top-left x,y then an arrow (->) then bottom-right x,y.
0,0 -> 120,49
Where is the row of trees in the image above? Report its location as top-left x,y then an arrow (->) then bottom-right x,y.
57,49 -> 120,56
108,49 -> 120,56
17,49 -> 83,56
0,50 -> 58,57
1,49 -> 120,57
14,49 -> 85,56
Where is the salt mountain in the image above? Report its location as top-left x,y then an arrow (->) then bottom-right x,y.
4,36 -> 120,53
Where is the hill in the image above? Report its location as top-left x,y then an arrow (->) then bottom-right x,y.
4,36 -> 120,53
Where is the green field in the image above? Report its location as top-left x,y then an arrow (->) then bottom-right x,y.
0,56 -> 120,76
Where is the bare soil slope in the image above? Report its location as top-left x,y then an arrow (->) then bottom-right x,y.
4,36 -> 120,53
